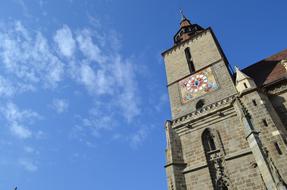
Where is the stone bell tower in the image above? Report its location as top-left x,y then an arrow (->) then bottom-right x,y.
162,12 -> 287,190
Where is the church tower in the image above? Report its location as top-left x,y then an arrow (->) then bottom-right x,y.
162,13 -> 287,190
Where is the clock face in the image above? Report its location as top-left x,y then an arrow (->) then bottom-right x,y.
185,74 -> 208,93
179,67 -> 219,104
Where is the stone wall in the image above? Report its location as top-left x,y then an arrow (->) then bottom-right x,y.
166,103 -> 267,189
163,29 -> 222,85
167,61 -> 237,119
269,81 -> 287,129
163,29 -> 237,119
240,90 -> 287,182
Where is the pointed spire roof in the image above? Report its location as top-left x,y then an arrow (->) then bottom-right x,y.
235,66 -> 252,83
179,9 -> 192,28
180,9 -> 187,21
173,10 -> 204,45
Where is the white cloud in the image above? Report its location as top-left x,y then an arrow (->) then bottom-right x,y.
3,102 -> 39,122
76,29 -> 106,63
24,146 -> 35,153
10,123 -> 32,139
79,64 -> 96,92
0,21 -> 64,89
54,25 -> 76,58
1,102 -> 40,139
0,76 -> 15,97
78,63 -> 114,96
129,128 -> 148,149
0,75 -> 35,97
0,20 -> 145,146
112,56 -> 140,122
71,106 -> 116,142
0,21 -> 141,122
51,99 -> 69,114
19,158 -> 38,172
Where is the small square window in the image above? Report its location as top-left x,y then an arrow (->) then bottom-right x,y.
252,100 -> 257,106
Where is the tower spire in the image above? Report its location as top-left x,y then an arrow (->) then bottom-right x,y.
173,10 -> 204,44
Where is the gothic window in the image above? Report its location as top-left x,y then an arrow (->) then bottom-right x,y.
202,129 -> 230,189
196,99 -> 205,110
184,47 -> 195,73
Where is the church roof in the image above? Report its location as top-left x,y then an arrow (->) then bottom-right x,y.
241,49 -> 287,87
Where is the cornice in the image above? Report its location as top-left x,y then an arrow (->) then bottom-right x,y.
267,81 -> 287,95
170,94 -> 238,129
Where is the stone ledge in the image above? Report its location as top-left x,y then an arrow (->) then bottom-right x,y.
225,148 -> 252,160
171,94 -> 237,129
182,162 -> 207,174
165,162 -> 187,168
176,109 -> 237,135
181,148 -> 252,174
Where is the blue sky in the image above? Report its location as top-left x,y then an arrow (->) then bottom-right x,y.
0,0 -> 286,190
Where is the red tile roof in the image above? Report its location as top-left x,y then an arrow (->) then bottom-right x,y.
241,49 -> 287,86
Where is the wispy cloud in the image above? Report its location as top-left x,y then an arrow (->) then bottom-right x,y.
19,158 -> 38,172
71,105 -> 116,143
76,29 -> 106,63
129,128 -> 148,149
10,124 -> 32,139
54,25 -> 76,58
24,146 -> 36,154
73,27 -> 140,122
1,102 -> 41,139
51,98 -> 69,114
0,20 -> 144,147
0,21 -> 64,89
0,76 -> 15,97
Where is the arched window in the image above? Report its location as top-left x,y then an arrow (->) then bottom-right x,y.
202,129 -> 217,152
184,47 -> 195,73
196,99 -> 205,110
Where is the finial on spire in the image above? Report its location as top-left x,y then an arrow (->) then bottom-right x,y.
180,9 -> 187,21
235,66 -> 240,71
